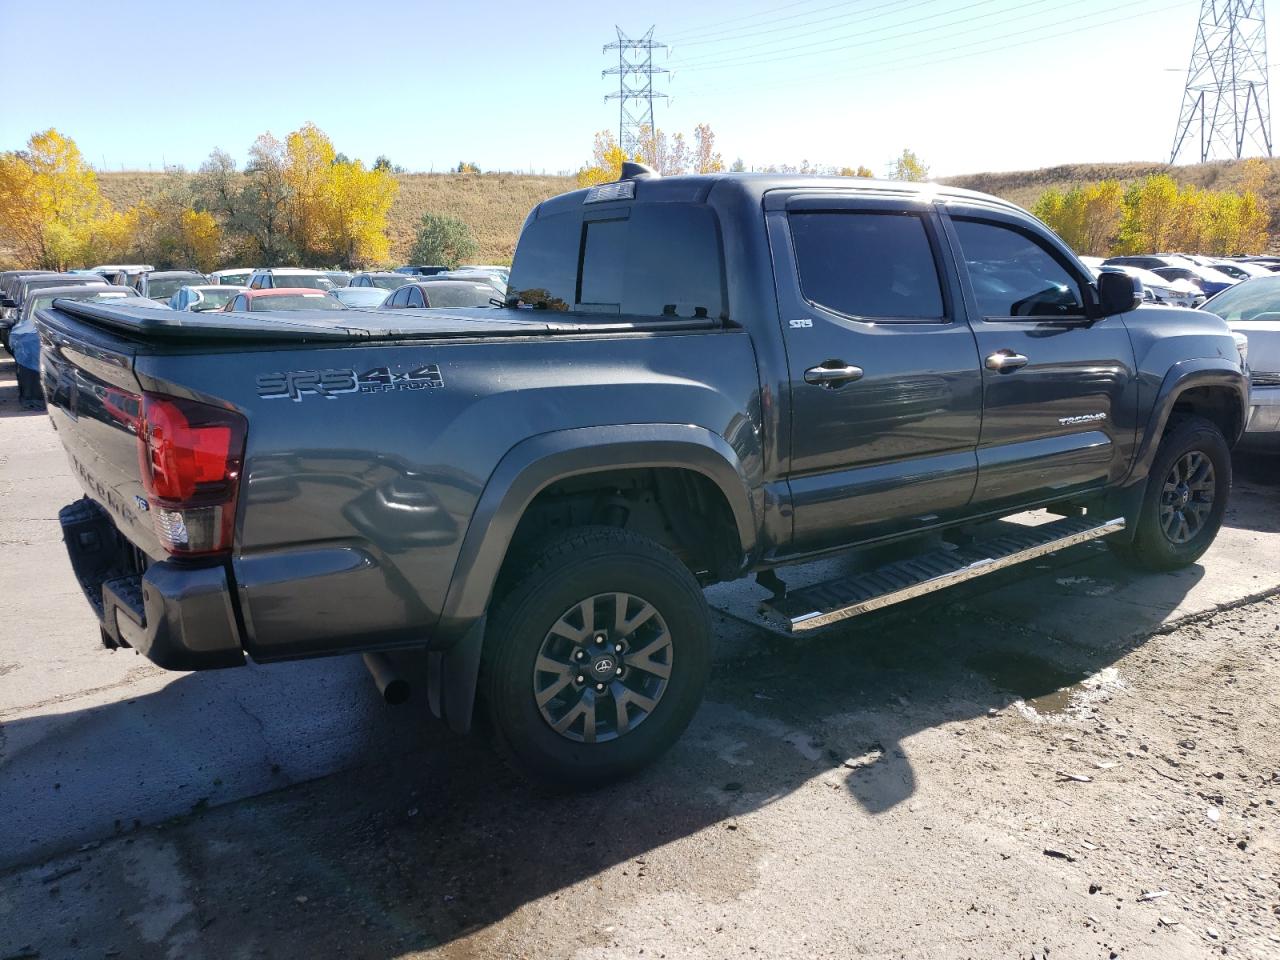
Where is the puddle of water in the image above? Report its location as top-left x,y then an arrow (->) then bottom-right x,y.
965,650 -> 1088,716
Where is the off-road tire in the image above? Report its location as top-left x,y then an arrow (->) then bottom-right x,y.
482,527 -> 711,789
1109,415 -> 1231,571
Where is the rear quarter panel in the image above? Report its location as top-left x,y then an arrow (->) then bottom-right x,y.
131,330 -> 762,660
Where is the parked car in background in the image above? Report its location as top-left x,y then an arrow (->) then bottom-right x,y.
170,285 -> 246,313
438,270 -> 507,294
246,268 -> 335,290
89,264 -> 154,287
135,270 -> 208,302
2,273 -> 108,348
1237,256 -> 1280,272
1151,263 -> 1237,297
379,279 -> 500,309
1201,276 -> 1280,448
1208,259 -> 1272,282
224,288 -> 349,313
1100,264 -> 1205,308
393,264 -> 449,276
209,268 -> 254,286
460,264 -> 511,283
329,287 -> 388,308
323,270 -> 352,288
350,271 -> 415,291
1102,254 -> 1192,272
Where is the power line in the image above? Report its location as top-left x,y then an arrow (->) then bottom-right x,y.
663,0 -> 847,41
1170,0 -> 1272,162
670,0 -> 1029,71
679,0 -> 1187,99
668,0 -> 904,47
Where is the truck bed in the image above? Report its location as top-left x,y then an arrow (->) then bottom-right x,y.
46,299 -> 720,342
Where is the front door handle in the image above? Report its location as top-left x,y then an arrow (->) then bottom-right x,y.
985,349 -> 1029,373
804,362 -> 864,387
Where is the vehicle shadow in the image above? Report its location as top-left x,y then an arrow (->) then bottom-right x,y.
0,538 -> 1215,957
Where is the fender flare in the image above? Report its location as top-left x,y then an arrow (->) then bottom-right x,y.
433,423 -> 758,646
1125,358 -> 1248,484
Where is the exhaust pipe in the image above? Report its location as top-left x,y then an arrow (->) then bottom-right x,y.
362,652 -> 410,705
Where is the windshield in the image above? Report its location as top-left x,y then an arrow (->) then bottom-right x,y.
276,274 -> 334,290
193,288 -> 237,311
148,277 -> 203,300
332,288 -> 387,306
1202,278 -> 1280,322
372,275 -> 412,290
215,272 -> 251,286
325,272 -> 352,286
26,289 -> 134,319
250,293 -> 347,312
424,284 -> 499,308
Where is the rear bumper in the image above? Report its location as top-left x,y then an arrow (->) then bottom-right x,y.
60,499 -> 245,670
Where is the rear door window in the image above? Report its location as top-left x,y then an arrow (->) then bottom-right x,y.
789,211 -> 945,321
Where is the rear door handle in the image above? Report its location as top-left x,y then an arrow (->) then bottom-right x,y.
985,349 -> 1029,373
804,362 -> 864,387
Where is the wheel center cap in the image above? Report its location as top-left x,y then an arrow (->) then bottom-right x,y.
1175,484 -> 1191,508
590,654 -> 617,679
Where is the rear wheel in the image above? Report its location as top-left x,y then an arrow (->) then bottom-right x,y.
1110,415 -> 1230,571
482,527 -> 711,789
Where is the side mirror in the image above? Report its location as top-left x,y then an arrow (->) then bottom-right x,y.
1095,270 -> 1141,316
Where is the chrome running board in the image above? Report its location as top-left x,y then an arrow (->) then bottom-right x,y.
764,516 -> 1126,633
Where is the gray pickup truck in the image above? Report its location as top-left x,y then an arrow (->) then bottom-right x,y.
36,167 -> 1248,786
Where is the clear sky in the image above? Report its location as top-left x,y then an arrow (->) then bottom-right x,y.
0,0 -> 1266,177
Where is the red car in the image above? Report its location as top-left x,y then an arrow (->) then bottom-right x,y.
223,288 -> 348,313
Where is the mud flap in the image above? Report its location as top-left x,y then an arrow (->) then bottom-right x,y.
427,615 -> 485,734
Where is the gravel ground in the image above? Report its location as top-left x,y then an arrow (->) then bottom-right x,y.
3,588 -> 1278,960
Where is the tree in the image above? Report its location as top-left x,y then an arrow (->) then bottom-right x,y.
730,157 -> 746,173
888,148 -> 930,182
409,213 -> 477,268
1113,174 -> 1182,254
1032,180 -> 1123,255
576,131 -> 634,187
692,123 -> 724,174
241,133 -> 294,263
324,159 -> 398,267
373,155 -> 406,174
285,122 -> 337,264
456,161 -> 480,174
0,128 -> 112,268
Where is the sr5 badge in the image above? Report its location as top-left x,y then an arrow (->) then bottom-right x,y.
257,364 -> 444,402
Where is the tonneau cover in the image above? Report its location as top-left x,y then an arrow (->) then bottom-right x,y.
44,299 -> 718,342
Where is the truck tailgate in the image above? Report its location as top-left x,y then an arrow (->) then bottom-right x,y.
39,315 -> 165,558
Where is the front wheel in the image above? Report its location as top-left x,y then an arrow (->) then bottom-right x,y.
1110,415 -> 1231,571
482,527 -> 712,789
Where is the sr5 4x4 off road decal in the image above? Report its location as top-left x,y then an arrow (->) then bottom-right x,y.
257,364 -> 444,402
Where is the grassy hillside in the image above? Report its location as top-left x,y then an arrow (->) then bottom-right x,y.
72,158 -> 1280,267
97,171 -> 574,265
943,158 -> 1280,217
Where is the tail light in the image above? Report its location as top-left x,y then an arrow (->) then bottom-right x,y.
137,393 -> 247,556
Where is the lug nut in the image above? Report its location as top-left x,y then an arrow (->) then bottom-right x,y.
595,634 -> 605,645
615,667 -> 623,675
576,675 -> 585,684
596,683 -> 605,692
575,650 -> 585,661
614,643 -> 623,652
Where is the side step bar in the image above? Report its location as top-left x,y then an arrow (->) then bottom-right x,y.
763,516 -> 1126,632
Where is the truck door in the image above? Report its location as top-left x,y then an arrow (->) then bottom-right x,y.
939,203 -> 1137,510
767,194 -> 984,553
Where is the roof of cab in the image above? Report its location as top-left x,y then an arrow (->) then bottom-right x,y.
529,171 -> 1026,220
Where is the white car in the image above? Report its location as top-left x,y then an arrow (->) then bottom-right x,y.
1201,276 -> 1280,448
1209,259 -> 1273,282
209,268 -> 254,286
1100,264 -> 1204,309
245,268 -> 335,291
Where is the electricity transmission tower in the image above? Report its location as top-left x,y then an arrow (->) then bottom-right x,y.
1170,0 -> 1272,163
604,27 -> 668,156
